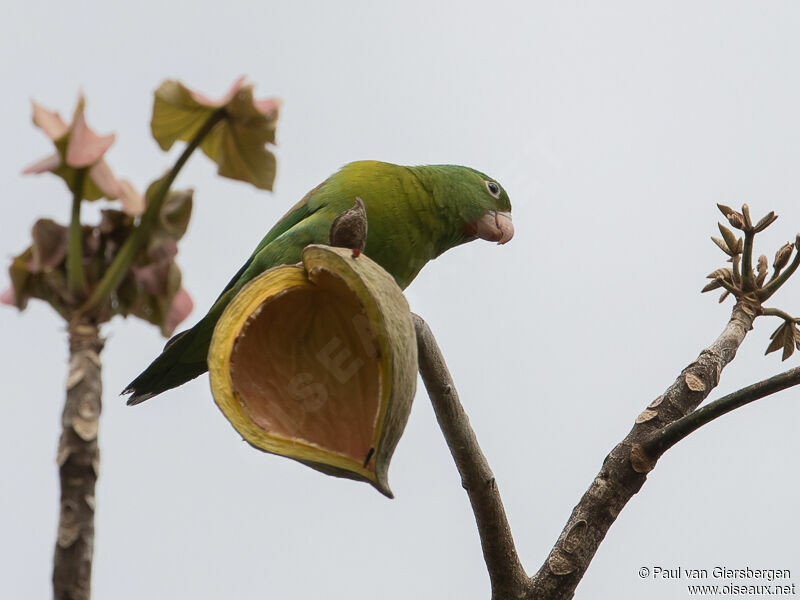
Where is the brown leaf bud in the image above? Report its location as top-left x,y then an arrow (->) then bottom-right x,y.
716,203 -> 737,219
754,211 -> 778,233
756,255 -> 768,287
741,204 -> 753,229
711,236 -> 733,256
726,213 -> 745,230
706,267 -> 733,282
718,223 -> 739,253
774,243 -> 794,271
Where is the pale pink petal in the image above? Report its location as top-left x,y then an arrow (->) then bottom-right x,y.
32,101 -> 69,140
66,107 -> 115,168
118,179 -> 145,216
253,97 -> 281,117
164,287 -> 194,335
1,287 -> 15,306
22,153 -> 62,175
88,160 -> 121,198
189,76 -> 247,107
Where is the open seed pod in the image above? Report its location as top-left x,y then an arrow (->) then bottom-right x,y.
208,245 -> 417,497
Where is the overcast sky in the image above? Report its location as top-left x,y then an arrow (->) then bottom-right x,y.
3,2 -> 800,599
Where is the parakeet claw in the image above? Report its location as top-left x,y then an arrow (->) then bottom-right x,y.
468,210 -> 514,244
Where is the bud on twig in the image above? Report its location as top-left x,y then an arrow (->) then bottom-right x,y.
711,236 -> 733,256
718,223 -> 739,255
754,211 -> 778,233
774,243 -> 794,272
706,268 -> 733,283
756,255 -> 768,288
741,204 -> 753,230
726,213 -> 745,230
717,203 -> 745,230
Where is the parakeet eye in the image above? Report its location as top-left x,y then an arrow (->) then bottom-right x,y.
485,180 -> 501,198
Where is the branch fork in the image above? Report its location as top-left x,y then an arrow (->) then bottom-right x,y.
412,205 -> 800,600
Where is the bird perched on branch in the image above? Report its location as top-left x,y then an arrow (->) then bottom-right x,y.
124,160 -> 513,405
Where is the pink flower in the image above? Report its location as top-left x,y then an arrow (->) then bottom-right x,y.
23,96 -> 144,216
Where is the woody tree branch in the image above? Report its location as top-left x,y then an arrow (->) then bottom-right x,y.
413,315 -> 528,600
523,205 -> 799,599
526,301 -> 757,600
411,204 -> 800,600
53,322 -> 103,600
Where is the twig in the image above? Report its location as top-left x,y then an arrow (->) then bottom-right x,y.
643,366 -> 800,457
762,307 -> 800,323
741,229 -> 756,292
413,314 -> 528,600
527,302 -> 757,600
53,321 -> 103,600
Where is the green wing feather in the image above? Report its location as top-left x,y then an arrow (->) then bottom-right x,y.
124,191 -> 326,405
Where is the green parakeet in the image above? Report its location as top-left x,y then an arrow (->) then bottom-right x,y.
123,160 -> 513,405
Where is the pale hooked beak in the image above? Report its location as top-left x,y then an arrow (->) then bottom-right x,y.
467,210 -> 514,245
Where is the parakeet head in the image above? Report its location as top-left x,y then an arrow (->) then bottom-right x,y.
459,168 -> 514,245
417,165 -> 514,246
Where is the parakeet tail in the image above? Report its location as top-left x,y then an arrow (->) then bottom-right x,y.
122,320 -> 212,405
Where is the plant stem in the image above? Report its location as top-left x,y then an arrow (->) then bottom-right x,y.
67,169 -> 87,297
53,321 -> 103,600
80,109 -> 226,315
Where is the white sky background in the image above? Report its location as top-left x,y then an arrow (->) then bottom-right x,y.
2,2 -> 800,598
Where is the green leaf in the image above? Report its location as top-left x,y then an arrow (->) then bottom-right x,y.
151,78 -> 280,190
151,80 -> 214,152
